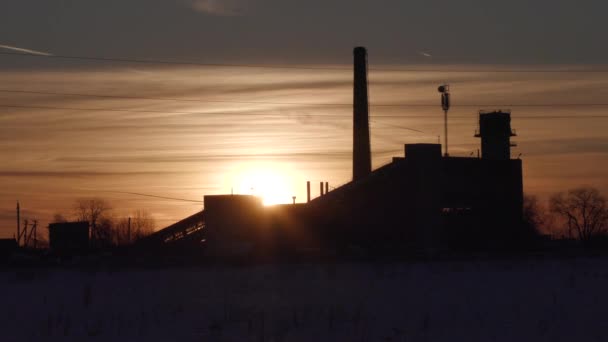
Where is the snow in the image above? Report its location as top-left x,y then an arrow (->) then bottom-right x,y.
2,258 -> 608,341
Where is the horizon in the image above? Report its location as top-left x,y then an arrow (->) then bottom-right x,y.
1,60 -> 608,237
2,0 -> 608,237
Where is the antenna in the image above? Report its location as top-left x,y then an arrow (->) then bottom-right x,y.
438,84 -> 450,156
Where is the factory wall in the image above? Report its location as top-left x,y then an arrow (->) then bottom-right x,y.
304,144 -> 525,254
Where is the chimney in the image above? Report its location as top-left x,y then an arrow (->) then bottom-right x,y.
353,47 -> 372,181
307,181 -> 311,202
320,182 -> 324,197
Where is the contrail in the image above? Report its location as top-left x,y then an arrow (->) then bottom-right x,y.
417,51 -> 432,58
0,44 -> 52,56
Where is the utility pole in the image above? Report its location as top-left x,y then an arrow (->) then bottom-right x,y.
23,220 -> 28,248
16,201 -> 20,246
438,85 -> 451,156
128,217 -> 131,244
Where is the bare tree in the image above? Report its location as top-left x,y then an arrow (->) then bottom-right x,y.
74,198 -> 112,245
522,194 -> 545,235
130,210 -> 156,241
52,213 -> 68,223
113,210 -> 156,245
549,187 -> 608,242
114,217 -> 131,246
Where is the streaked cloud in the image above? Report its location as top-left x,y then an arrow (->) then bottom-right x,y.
0,44 -> 52,56
1,64 -> 607,236
0,171 -> 182,178
188,0 -> 246,16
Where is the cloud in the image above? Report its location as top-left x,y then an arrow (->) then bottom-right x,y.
188,0 -> 246,16
0,171 -> 181,178
0,208 -> 42,222
0,44 -> 52,56
521,137 -> 608,157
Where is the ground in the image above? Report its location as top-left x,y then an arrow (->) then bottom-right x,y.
1,257 -> 608,341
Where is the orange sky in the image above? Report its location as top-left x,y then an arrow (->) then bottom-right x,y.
1,65 -> 607,237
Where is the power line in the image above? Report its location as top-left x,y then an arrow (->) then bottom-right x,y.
1,104 -> 607,120
371,120 -> 427,134
2,51 -> 608,73
0,89 -> 354,107
101,191 -> 204,203
0,104 -> 286,117
3,89 -> 608,108
0,51 -> 344,70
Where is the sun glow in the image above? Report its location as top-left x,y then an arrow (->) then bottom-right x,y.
231,166 -> 294,206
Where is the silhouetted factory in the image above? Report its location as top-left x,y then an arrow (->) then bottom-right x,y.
141,47 -> 525,257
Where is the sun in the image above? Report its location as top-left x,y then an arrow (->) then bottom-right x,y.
233,167 -> 293,206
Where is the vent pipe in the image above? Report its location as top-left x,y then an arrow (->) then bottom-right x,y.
307,181 -> 311,202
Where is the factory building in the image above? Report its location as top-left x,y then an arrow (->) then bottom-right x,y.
142,47 -> 526,257
302,48 -> 523,253
306,139 -> 523,254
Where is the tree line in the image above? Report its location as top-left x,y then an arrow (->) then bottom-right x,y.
51,187 -> 608,249
53,198 -> 155,247
524,186 -> 608,244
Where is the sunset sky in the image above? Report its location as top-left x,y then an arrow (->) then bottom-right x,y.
1,0 -> 607,237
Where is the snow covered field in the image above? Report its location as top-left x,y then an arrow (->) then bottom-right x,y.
2,258 -> 608,341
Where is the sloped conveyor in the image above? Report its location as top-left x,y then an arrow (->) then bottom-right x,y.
137,210 -> 206,247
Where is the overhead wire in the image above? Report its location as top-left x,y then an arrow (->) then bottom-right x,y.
3,89 -> 608,108
1,104 -> 607,120
100,191 -> 204,203
2,50 -> 608,73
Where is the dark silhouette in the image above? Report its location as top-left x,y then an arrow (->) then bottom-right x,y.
522,194 -> 547,236
74,198 -> 112,247
137,210 -> 205,250
0,238 -> 18,261
135,47 -> 528,260
550,187 -> 608,242
475,111 -> 517,160
48,221 -> 89,255
114,210 -> 155,245
352,46 -> 371,181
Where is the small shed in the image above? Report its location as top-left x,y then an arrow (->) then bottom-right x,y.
48,221 -> 90,254
0,238 -> 18,259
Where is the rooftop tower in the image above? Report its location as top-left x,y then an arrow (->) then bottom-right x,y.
475,110 -> 517,160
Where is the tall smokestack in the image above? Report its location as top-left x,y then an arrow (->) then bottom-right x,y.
353,47 -> 371,181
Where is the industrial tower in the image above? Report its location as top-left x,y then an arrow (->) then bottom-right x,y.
475,110 -> 517,160
352,47 -> 372,181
